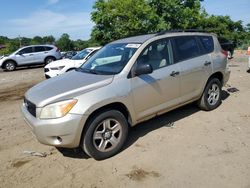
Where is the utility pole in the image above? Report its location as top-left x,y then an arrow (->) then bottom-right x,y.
19,35 -> 21,48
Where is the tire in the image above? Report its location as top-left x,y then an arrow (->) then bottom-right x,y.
45,57 -> 55,64
82,110 -> 128,160
197,78 -> 222,111
4,61 -> 16,71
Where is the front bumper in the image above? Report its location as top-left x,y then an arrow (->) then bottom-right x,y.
21,103 -> 87,148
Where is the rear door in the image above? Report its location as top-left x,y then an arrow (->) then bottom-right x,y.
15,47 -> 34,65
34,46 -> 47,64
131,38 -> 181,121
172,35 -> 213,103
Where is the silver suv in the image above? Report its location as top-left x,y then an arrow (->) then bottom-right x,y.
22,32 -> 230,160
0,45 -> 62,71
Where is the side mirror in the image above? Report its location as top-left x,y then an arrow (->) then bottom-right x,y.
17,51 -> 23,55
134,63 -> 153,76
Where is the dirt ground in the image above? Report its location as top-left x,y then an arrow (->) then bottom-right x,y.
0,55 -> 250,188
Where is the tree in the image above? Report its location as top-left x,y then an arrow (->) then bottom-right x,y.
91,0 -> 165,45
43,35 -> 56,44
32,36 -> 43,44
149,0 -> 203,29
56,33 -> 74,51
74,39 -> 88,50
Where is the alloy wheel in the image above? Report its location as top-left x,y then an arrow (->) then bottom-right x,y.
93,118 -> 122,152
207,83 -> 220,106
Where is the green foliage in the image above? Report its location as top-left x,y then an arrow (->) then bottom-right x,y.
0,34 -> 98,55
149,0 -> 203,29
90,0 -> 250,49
199,15 -> 250,48
42,36 -> 56,44
1,0 -> 250,54
55,33 -> 74,51
91,0 -> 165,45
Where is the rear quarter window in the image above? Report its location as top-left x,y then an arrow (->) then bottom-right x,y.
198,36 -> 214,54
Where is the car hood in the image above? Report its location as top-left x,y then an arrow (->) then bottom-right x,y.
25,71 -> 114,107
45,59 -> 83,68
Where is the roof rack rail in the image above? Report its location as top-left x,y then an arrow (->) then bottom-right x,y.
156,29 -> 209,36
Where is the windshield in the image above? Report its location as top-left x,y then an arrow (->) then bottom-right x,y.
78,43 -> 140,75
71,49 -> 92,60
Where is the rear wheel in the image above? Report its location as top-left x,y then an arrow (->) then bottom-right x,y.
82,110 -> 128,160
45,57 -> 55,64
198,78 -> 222,111
4,61 -> 16,71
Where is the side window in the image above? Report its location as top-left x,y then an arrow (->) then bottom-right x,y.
45,46 -> 53,51
198,36 -> 214,54
34,46 -> 46,52
173,36 -> 200,62
18,47 -> 33,54
137,38 -> 173,71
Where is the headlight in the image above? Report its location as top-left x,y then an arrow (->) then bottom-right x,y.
50,66 -> 65,70
40,99 -> 77,119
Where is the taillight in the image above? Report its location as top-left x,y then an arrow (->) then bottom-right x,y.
221,49 -> 228,57
56,47 -> 60,52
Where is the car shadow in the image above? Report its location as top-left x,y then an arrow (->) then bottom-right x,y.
56,147 -> 90,159
57,90 -> 230,159
1,65 -> 44,72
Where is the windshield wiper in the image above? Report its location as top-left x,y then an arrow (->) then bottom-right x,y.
77,68 -> 100,74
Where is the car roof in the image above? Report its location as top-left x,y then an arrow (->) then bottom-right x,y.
110,31 -> 215,44
110,34 -> 156,44
19,44 -> 55,49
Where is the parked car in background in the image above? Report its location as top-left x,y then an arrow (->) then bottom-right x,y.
0,45 -> 61,71
44,47 -> 101,78
62,51 -> 78,59
22,31 -> 230,160
218,37 -> 236,59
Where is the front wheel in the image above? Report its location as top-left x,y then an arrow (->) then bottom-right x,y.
82,110 -> 128,160
198,78 -> 222,111
4,61 -> 16,71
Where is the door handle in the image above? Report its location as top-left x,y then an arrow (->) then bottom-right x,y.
204,61 -> 211,66
170,71 -> 180,77
29,54 -> 34,56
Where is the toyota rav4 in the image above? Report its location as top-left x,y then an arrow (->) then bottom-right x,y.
22,31 -> 230,160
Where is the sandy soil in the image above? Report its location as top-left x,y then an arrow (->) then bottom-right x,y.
0,56 -> 249,188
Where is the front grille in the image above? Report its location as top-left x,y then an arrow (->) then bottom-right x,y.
24,98 -> 36,117
44,68 -> 49,72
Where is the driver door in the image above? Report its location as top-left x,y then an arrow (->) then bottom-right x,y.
130,38 -> 181,121
15,47 -> 34,65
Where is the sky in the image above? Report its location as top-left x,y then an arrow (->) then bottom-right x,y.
0,0 -> 249,40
